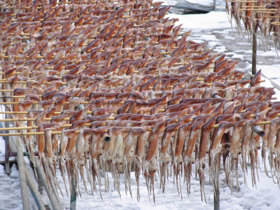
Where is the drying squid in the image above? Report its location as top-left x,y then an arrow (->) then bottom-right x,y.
267,119 -> 280,171
59,129 -> 69,195
1,0 -> 280,203
225,120 -> 246,189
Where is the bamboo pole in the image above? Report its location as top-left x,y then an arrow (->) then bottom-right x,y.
0,70 -> 216,84
0,111 -> 57,115
0,101 -> 90,105
236,6 -> 269,8
0,81 -> 266,103
0,90 -> 14,92
0,110 -> 278,124
0,2 -> 141,7
0,116 -> 100,122
0,111 -> 91,115
238,9 -> 278,12
0,80 -> 67,85
0,123 -> 74,131
0,68 -> 205,81
0,76 -> 209,85
0,120 -> 271,136
226,0 -> 274,2
0,49 -> 193,59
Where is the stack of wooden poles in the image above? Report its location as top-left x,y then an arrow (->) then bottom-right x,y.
0,0 -> 280,208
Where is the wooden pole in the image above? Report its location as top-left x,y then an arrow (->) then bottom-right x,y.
213,0 -> 216,10
70,166 -> 77,210
35,158 -> 63,210
4,135 -> 11,175
213,154 -> 220,210
43,158 -> 63,209
4,111 -> 11,175
25,169 -> 46,210
252,23 -> 257,75
213,180 -> 220,210
15,136 -> 31,210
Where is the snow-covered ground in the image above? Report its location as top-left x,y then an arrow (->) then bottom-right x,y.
1,0 -> 280,209
158,0 -> 225,7
167,11 -> 280,99
0,141 -> 22,210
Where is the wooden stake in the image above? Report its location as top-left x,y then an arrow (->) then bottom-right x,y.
252,23 -> 257,75
70,165 -> 77,210
213,0 -> 216,11
4,134 -> 11,175
15,136 -> 31,210
25,169 -> 47,210
213,154 -> 220,210
4,110 -> 11,175
35,158 -> 63,210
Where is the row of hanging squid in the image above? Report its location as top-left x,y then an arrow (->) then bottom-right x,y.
0,0 -> 280,203
226,0 -> 280,48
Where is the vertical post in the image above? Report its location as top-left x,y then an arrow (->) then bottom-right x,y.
16,137 -> 31,210
70,164 -> 77,210
213,0 -> 216,11
25,169 -> 46,210
214,154 -> 220,210
4,112 -> 11,175
35,158 -> 62,210
4,135 -> 11,175
252,23 -> 257,75
214,185 -> 220,210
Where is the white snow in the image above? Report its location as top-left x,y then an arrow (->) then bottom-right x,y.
187,0 -> 215,6
167,11 -> 231,30
0,164 -> 22,210
156,0 -> 222,7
